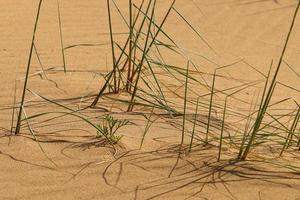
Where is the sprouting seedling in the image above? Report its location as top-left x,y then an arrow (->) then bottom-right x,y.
97,114 -> 130,144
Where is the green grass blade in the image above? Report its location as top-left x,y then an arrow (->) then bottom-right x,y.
57,0 -> 66,72
15,0 -> 44,135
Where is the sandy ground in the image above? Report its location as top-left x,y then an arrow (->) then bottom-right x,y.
1,0 -> 300,199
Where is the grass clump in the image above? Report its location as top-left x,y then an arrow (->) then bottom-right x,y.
238,0 -> 300,160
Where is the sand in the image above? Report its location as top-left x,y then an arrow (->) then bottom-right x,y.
1,0 -> 300,199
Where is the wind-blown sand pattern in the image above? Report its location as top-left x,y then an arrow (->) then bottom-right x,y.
1,0 -> 300,199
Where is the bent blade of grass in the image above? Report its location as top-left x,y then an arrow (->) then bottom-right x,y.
204,64 -> 248,143
140,107 -> 156,149
24,110 -> 113,145
33,43 -> 48,79
22,106 -> 57,167
283,60 -> 300,78
22,92 -> 115,146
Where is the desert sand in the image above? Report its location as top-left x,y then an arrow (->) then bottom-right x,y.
1,0 -> 300,199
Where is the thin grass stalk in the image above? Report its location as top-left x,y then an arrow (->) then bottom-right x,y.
57,0 -> 66,72
109,44 -> 171,112
287,104 -> 300,147
264,112 -> 290,133
140,107 -> 155,148
127,0 -> 176,111
297,127 -> 300,147
244,91 -> 260,135
168,61 -> 190,178
218,81 -> 258,160
129,41 -> 137,92
107,0 -> 118,93
284,60 -> 300,78
127,2 -> 157,90
240,82 -> 277,160
23,91 -> 115,148
205,70 -> 216,144
189,97 -> 199,152
10,79 -> 17,134
180,61 -> 190,151
109,0 -> 150,69
132,3 -> 176,44
130,28 -> 170,108
205,61 -> 262,140
129,0 -> 153,92
241,1 -> 300,159
245,63 -> 274,134
145,58 -> 168,105
24,110 -> 114,145
237,90 -> 260,159
237,63 -> 272,159
91,0 -> 149,106
33,43 -> 48,78
21,106 -> 57,166
113,53 -> 128,91
218,97 -> 227,162
127,0 -> 156,111
15,0 -> 43,135
145,27 -> 172,109
126,0 -> 133,92
172,7 -> 214,52
245,83 -> 277,138
280,105 -> 300,156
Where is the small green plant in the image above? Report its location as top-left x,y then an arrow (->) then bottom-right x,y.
96,115 -> 130,144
